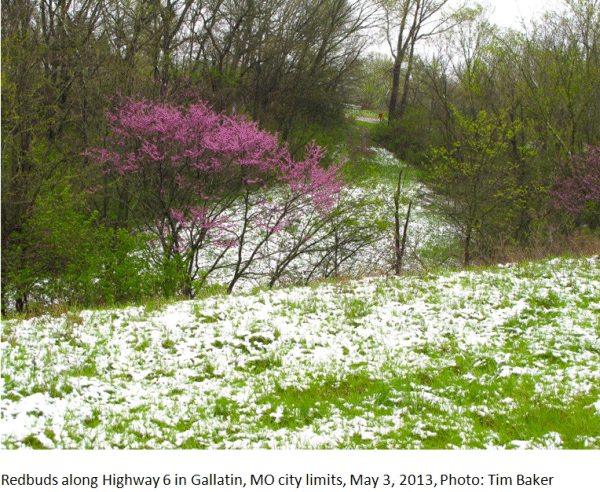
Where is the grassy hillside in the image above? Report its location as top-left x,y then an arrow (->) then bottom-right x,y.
2,255 -> 599,449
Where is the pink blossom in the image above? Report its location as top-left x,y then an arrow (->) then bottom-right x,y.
85,94 -> 344,291
551,145 -> 600,221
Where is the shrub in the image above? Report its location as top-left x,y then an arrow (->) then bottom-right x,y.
551,145 -> 600,230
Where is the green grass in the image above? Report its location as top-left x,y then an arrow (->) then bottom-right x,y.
354,120 -> 379,129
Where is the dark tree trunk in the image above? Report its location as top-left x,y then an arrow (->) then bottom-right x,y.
464,225 -> 472,267
393,169 -> 403,274
399,200 -> 412,272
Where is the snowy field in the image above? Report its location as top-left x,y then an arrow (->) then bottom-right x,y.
2,256 -> 599,449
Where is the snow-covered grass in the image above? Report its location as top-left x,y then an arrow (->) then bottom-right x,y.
2,255 -> 599,449
153,147 -> 461,294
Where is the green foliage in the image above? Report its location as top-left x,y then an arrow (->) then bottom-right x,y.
341,154 -> 382,183
348,53 -> 394,110
2,180 -> 162,313
156,252 -> 189,300
371,107 -> 431,164
4,181 -> 99,305
421,108 -> 537,264
95,229 -> 159,305
272,105 -> 350,161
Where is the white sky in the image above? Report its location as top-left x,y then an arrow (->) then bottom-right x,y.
475,0 -> 561,29
368,0 -> 565,56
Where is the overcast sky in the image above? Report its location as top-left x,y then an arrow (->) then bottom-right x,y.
369,0 -> 565,55
475,0 -> 560,29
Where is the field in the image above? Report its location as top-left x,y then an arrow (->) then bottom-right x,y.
2,148 -> 599,450
2,255 -> 599,449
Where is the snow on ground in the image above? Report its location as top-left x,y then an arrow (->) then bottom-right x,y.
190,148 -> 459,293
2,256 -> 599,449
2,150 -> 598,449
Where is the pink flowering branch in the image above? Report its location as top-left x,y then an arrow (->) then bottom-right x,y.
551,145 -> 600,226
84,95 -> 343,296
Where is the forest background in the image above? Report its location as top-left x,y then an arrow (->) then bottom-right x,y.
2,0 -> 599,315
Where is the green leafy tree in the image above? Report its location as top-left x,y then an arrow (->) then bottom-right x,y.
1,0 -> 112,312
422,108 -> 533,265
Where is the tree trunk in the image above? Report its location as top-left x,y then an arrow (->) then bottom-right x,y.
464,225 -> 472,267
393,169 -> 403,274
389,52 -> 403,122
399,200 -> 412,272
397,36 -> 417,121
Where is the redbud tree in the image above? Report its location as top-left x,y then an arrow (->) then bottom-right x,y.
551,145 -> 600,230
85,96 -> 342,296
